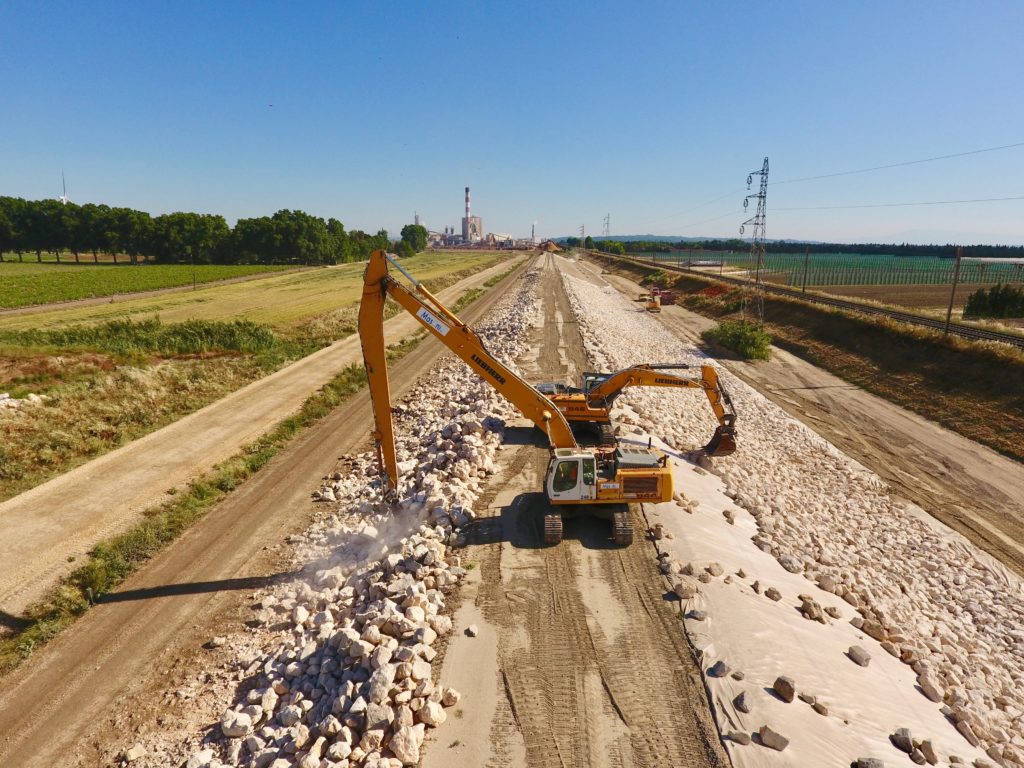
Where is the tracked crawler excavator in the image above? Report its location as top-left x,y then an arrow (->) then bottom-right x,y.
537,363 -> 737,455
359,251 -> 677,545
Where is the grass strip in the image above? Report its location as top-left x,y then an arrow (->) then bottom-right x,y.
703,319 -> 773,360
483,265 -> 519,288
0,281 -> 498,676
1,317 -> 281,358
0,263 -> 293,310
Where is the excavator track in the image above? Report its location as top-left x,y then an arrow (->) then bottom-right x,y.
597,422 -> 616,445
543,511 -> 564,545
612,508 -> 633,546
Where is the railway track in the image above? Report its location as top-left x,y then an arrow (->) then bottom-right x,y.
603,253 -> 1024,350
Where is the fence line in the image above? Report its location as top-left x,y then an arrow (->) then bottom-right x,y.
640,251 -> 1024,287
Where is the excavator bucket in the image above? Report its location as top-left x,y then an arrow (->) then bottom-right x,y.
704,426 -> 737,457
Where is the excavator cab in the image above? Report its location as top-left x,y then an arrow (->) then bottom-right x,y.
545,451 -> 597,503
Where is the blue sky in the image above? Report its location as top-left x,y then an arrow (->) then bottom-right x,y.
2,1 -> 1023,244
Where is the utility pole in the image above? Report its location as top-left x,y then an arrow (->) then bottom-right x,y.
944,246 -> 963,336
740,157 -> 770,323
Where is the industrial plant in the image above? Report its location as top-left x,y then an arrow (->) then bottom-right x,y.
425,187 -> 537,250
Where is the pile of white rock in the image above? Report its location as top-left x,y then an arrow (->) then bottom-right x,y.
130,264 -> 544,768
216,527 -> 466,768
559,265 -> 1024,766
0,392 -> 44,411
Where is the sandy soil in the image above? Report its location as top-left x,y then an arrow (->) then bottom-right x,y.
0,263 -> 530,767
0,258 -> 524,623
423,255 -> 728,768
647,436 -> 993,767
578,256 -> 1024,579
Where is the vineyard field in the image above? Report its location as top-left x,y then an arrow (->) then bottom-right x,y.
638,251 -> 1024,287
0,263 -> 293,309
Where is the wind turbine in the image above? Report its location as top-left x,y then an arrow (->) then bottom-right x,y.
58,172 -> 70,205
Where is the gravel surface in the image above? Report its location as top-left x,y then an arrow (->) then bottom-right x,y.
125,266 -> 542,768
560,260 -> 1024,766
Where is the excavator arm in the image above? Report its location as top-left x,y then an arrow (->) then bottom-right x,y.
359,251 -> 579,493
584,363 -> 738,456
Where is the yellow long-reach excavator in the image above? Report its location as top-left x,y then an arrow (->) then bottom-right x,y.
359,251 -> 677,545
537,363 -> 737,455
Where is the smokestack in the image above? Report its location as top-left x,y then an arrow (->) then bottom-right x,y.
465,187 -> 471,222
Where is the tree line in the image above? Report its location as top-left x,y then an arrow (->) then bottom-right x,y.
0,196 -> 416,265
568,236 -> 1024,260
964,284 -> 1024,318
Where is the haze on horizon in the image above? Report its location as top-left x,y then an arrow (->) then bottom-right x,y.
1,1 -> 1023,246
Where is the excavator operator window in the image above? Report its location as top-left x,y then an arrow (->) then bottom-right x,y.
552,460 -> 579,493
581,458 -> 595,486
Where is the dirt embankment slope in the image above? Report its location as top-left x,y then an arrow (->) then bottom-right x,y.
579,256 -> 1024,580
592,254 -> 1024,464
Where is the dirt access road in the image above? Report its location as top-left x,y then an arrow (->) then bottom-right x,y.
0,258 -> 522,622
423,255 -> 728,768
579,256 -> 1024,579
0,260 -> 530,768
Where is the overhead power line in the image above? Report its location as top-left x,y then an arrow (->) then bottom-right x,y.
775,195 -> 1024,211
772,140 -> 1024,186
634,140 -> 1024,233
678,209 -> 745,229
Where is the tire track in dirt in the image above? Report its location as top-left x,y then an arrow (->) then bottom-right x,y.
456,254 -> 728,768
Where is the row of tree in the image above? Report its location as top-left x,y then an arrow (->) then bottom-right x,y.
0,197 -> 425,265
566,236 -> 1024,260
964,284 -> 1024,318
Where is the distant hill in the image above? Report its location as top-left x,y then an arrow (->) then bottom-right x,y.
555,234 -> 704,243
555,234 -> 821,244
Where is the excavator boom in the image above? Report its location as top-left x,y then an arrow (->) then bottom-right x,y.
360,251 -> 676,543
359,251 -> 579,493
548,362 -> 738,456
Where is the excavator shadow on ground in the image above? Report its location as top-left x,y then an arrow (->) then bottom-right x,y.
97,571 -> 301,604
475,421 -> 636,551
461,490 -> 628,552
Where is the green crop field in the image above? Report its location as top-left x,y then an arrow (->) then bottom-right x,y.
640,251 -> 1024,287
0,251 -> 508,332
0,262 -> 294,309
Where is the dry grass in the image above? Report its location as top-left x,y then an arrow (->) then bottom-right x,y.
763,299 -> 1024,463
0,254 -> 512,501
0,357 -> 268,501
0,251 -> 505,333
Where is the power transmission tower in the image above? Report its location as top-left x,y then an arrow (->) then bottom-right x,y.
740,157 -> 769,323
602,214 -> 610,238
579,224 -> 585,248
